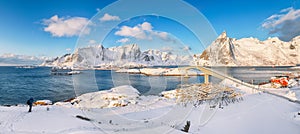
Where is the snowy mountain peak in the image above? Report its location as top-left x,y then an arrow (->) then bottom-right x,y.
41,44 -> 194,68
195,33 -> 300,66
41,33 -> 300,67
218,31 -> 227,39
214,31 -> 231,47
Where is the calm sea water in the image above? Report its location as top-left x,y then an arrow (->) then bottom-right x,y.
0,67 -> 203,105
0,66 -> 296,105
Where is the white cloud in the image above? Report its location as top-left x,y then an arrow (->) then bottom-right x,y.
115,24 -> 148,40
140,22 -> 153,31
43,15 -> 90,37
115,22 -> 176,43
262,7 -> 300,41
280,7 -> 293,13
99,13 -> 120,22
66,48 -> 72,52
0,53 -> 49,66
156,32 -> 168,40
162,46 -> 173,52
116,38 -> 130,43
182,46 -> 191,51
89,40 -> 96,44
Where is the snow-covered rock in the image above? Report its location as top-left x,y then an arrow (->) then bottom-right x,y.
70,85 -> 140,108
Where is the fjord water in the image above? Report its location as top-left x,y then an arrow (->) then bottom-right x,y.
0,66 -> 295,105
0,67 -> 75,105
0,67 -> 203,105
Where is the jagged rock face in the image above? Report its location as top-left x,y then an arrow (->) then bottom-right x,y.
197,32 -> 237,66
107,44 -> 141,61
196,32 -> 300,66
41,44 -> 194,67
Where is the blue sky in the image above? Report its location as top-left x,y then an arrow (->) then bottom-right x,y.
0,0 -> 299,63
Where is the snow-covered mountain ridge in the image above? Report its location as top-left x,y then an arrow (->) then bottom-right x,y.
195,32 -> 300,66
42,32 -> 300,68
41,44 -> 193,68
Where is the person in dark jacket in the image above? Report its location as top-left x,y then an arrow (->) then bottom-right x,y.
26,98 -> 34,112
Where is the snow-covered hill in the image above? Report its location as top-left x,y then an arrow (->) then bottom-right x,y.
41,44 -> 194,68
195,32 -> 300,66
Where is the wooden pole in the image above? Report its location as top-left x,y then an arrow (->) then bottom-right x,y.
204,74 -> 209,84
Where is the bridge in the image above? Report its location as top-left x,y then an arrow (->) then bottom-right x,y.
180,66 -> 255,87
180,66 -> 300,104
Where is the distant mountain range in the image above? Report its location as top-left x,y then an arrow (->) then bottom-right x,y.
0,53 -> 49,66
41,44 -> 193,68
42,32 -> 300,67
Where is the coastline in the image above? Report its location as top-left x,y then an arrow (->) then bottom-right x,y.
1,80 -> 300,133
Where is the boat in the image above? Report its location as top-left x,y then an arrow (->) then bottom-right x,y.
67,71 -> 81,75
249,68 -> 256,71
51,67 -> 80,75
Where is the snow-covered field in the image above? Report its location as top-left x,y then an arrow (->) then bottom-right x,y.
1,83 -> 300,133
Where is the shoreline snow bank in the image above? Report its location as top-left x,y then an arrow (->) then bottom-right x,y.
1,91 -> 300,133
1,82 -> 300,133
116,67 -> 204,76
